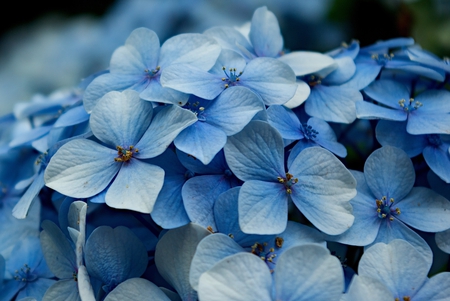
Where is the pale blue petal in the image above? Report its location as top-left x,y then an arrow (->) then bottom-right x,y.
278,52 -> 335,76
135,105 -> 197,159
204,27 -> 254,57
396,187 -> 450,232
305,85 -> 361,123
90,90 -> 153,147
289,147 -> 356,235
224,120 -> 285,182
109,45 -> 146,75
250,6 -> 283,58
197,253 -> 272,301
104,278 -> 170,301
206,86 -> 264,136
340,63 -> 382,90
139,78 -> 189,105
240,57 -> 297,106
413,272 -> 450,300
239,180 -> 288,235
416,89 -> 450,113
328,170 -> 381,246
369,220 -> 433,268
280,221 -> 326,248
407,112 -> 450,135
342,275 -> 394,301
363,79 -> 410,109
44,139 -> 121,198
159,34 -> 220,70
364,146 -> 415,200
12,171 -> 45,219
182,174 -> 232,229
42,280 -> 80,301
282,80 -> 310,109
266,105 -> 303,140
155,224 -> 210,301
174,122 -> 227,165
321,56 -> 356,85
77,265 -> 95,301
9,125 -> 52,149
356,101 -> 407,121
275,245 -> 343,301
106,160 -> 164,213
359,240 -> 429,298
208,49 -> 247,76
189,234 -> 244,291
53,106 -> 89,128
83,73 -> 142,113
124,27 -> 160,69
160,65 -> 224,100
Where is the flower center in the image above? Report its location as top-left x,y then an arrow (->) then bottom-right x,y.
376,196 -> 401,221
183,101 -> 206,121
371,53 -> 394,66
304,75 -> 322,87
395,297 -> 411,301
301,124 -> 319,140
221,66 -> 243,88
144,66 -> 160,78
14,263 -> 37,282
398,98 -> 423,112
114,145 -> 139,162
250,237 -> 284,273
277,173 -> 298,194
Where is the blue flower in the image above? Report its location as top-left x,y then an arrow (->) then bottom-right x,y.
357,79 -> 450,135
44,90 -> 197,213
329,146 -> 450,266
83,27 -> 221,111
197,244 -> 344,301
224,120 -> 356,235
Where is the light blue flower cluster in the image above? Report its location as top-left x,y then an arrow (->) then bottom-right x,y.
1,4 -> 450,301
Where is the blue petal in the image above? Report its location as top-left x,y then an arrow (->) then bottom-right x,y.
340,62 -> 382,90
197,253 -> 272,301
240,57 -> 297,106
139,77 -> 190,105
159,33 -> 220,70
206,86 -> 264,136
356,101 -> 407,121
84,226 -> 147,291
249,6 -> 283,58
275,245 -> 344,301
190,234 -> 244,291
104,278 -> 171,301
224,121 -> 285,182
363,79 -> 410,109
135,105 -> 197,159
182,174 -> 232,229
204,27 -> 254,58
106,160 -> 164,213
413,272 -> 450,300
53,106 -> 89,128
123,27 -> 160,70
12,171 -> 45,219
407,111 -> 450,135
90,90 -> 153,147
321,56 -> 356,85
289,147 -> 356,235
239,180 -> 288,235
44,139 -> 121,198
364,146 -> 415,200
266,105 -> 303,140
154,224 -> 210,301
174,122 -> 227,165
396,187 -> 450,232
40,220 -> 77,279
423,144 -> 450,183
278,51 -> 335,76
305,85 -> 361,123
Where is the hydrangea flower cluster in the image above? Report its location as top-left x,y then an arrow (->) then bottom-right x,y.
1,5 -> 450,301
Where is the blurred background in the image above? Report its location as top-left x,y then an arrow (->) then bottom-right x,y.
0,0 -> 449,116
